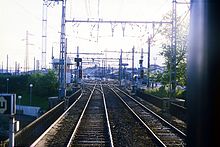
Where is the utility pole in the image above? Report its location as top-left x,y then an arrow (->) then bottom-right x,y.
170,0 -> 177,99
25,31 -> 29,72
42,0 -> 48,70
119,49 -> 122,86
58,0 -> 67,100
23,30 -> 33,73
15,62 -> 17,75
1,61 -> 3,73
147,37 -> 151,88
42,0 -> 65,101
64,38 -> 68,110
139,48 -> 144,80
102,59 -> 104,78
18,63 -> 20,74
51,46 -> 54,59
132,46 -> 135,92
76,46 -> 79,83
34,57 -> 36,72
6,55 -> 8,73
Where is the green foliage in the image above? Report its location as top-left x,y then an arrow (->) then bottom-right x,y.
144,86 -> 186,99
154,11 -> 189,88
0,70 -> 58,109
0,74 -> 30,93
29,70 -> 58,97
144,86 -> 169,98
152,70 -> 170,86
176,87 -> 186,99
16,92 -> 49,110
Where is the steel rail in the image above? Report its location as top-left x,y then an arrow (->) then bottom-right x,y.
66,83 -> 97,147
101,84 -> 114,147
109,86 -> 166,147
115,87 -> 186,139
30,91 -> 83,147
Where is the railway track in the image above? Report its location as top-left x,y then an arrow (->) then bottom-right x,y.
31,85 -> 94,147
111,86 -> 186,146
67,84 -> 113,146
103,85 -> 158,147
135,95 -> 187,133
31,82 -> 186,146
32,84 -> 113,147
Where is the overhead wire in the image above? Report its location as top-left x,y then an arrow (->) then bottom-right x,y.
69,0 -> 73,19
96,0 -> 100,43
145,0 -> 190,45
151,0 -> 170,19
14,0 -> 41,22
85,0 -> 89,17
14,0 -> 59,32
179,6 -> 190,24
88,0 -> 91,17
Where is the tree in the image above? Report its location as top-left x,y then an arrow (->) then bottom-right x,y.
157,11 -> 189,88
29,70 -> 58,97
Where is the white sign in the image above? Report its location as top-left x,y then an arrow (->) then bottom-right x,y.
0,94 -> 16,115
0,96 -> 7,114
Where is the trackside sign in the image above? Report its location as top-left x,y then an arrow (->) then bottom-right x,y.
0,94 -> 16,115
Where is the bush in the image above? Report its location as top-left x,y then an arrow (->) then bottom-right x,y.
29,70 -> 58,97
0,70 -> 58,97
0,74 -> 30,93
144,86 -> 169,98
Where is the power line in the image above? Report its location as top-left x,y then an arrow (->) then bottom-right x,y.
66,19 -> 172,24
85,0 -> 89,17
179,8 -> 190,24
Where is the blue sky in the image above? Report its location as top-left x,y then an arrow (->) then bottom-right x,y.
0,0 -> 189,71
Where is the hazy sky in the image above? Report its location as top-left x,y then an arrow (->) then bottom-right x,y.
0,0 -> 189,71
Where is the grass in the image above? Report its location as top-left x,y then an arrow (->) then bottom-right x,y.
16,92 -> 49,110
144,86 -> 186,100
144,86 -> 169,98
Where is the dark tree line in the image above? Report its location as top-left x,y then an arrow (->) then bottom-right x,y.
0,70 -> 58,97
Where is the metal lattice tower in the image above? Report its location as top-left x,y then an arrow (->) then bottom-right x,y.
59,0 -> 67,99
43,0 -> 66,99
24,30 -> 33,72
41,0 -> 48,70
170,0 -> 177,98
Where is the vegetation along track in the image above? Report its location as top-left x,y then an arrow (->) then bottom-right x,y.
67,84 -> 113,147
111,86 -> 186,146
31,85 -> 94,147
103,85 -> 158,147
